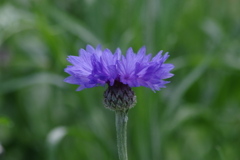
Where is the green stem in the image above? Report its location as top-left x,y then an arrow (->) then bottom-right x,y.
115,111 -> 128,160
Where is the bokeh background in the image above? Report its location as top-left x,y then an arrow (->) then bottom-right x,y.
0,0 -> 240,160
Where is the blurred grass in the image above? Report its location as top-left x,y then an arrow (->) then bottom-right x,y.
0,0 -> 240,160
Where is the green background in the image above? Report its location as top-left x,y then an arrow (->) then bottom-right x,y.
0,0 -> 240,160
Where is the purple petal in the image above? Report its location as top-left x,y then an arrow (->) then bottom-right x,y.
64,76 -> 80,84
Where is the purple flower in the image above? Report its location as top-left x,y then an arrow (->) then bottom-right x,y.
64,45 -> 174,92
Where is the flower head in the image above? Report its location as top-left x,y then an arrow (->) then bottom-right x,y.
64,45 -> 174,92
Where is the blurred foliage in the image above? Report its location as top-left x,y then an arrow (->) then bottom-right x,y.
0,0 -> 240,160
